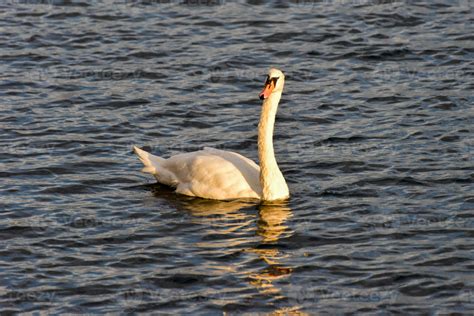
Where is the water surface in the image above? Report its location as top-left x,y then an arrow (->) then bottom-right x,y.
1,0 -> 473,314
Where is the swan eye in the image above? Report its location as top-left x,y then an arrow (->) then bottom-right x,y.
265,76 -> 279,85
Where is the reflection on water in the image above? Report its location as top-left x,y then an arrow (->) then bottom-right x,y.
179,198 -> 256,216
178,197 -> 298,311
257,203 -> 293,243
250,203 -> 293,298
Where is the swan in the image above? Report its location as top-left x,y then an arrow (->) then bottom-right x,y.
133,68 -> 289,201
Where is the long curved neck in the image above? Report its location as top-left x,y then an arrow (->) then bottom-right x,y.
258,91 -> 289,201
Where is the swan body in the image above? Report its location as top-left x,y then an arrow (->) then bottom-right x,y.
134,146 -> 261,200
134,68 -> 289,201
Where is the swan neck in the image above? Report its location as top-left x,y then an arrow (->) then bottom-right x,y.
258,92 -> 288,201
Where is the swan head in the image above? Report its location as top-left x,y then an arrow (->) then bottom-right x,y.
259,68 -> 285,100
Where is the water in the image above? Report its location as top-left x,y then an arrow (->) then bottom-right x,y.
1,0 -> 473,314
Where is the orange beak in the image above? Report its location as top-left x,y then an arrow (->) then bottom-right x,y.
259,80 -> 275,100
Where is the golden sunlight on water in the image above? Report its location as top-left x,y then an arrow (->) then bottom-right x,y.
177,198 -> 306,313
248,204 -> 293,292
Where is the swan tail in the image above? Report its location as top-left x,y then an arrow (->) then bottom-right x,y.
133,146 -> 165,174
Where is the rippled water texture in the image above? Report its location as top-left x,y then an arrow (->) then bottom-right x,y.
1,0 -> 473,314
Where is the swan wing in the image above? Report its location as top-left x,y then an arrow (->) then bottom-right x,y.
166,148 -> 261,200
134,146 -> 261,200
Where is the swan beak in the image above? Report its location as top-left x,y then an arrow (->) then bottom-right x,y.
259,81 -> 274,100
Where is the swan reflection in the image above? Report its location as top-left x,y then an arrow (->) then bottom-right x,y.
178,199 -> 294,296
257,203 -> 293,243
163,196 -> 305,313
179,198 -> 255,217
248,203 -> 293,294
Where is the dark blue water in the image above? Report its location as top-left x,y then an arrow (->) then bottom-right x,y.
1,0 -> 473,314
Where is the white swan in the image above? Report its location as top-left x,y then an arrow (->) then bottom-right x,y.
133,68 -> 289,201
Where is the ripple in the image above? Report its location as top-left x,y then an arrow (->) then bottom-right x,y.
1,1 -> 472,314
